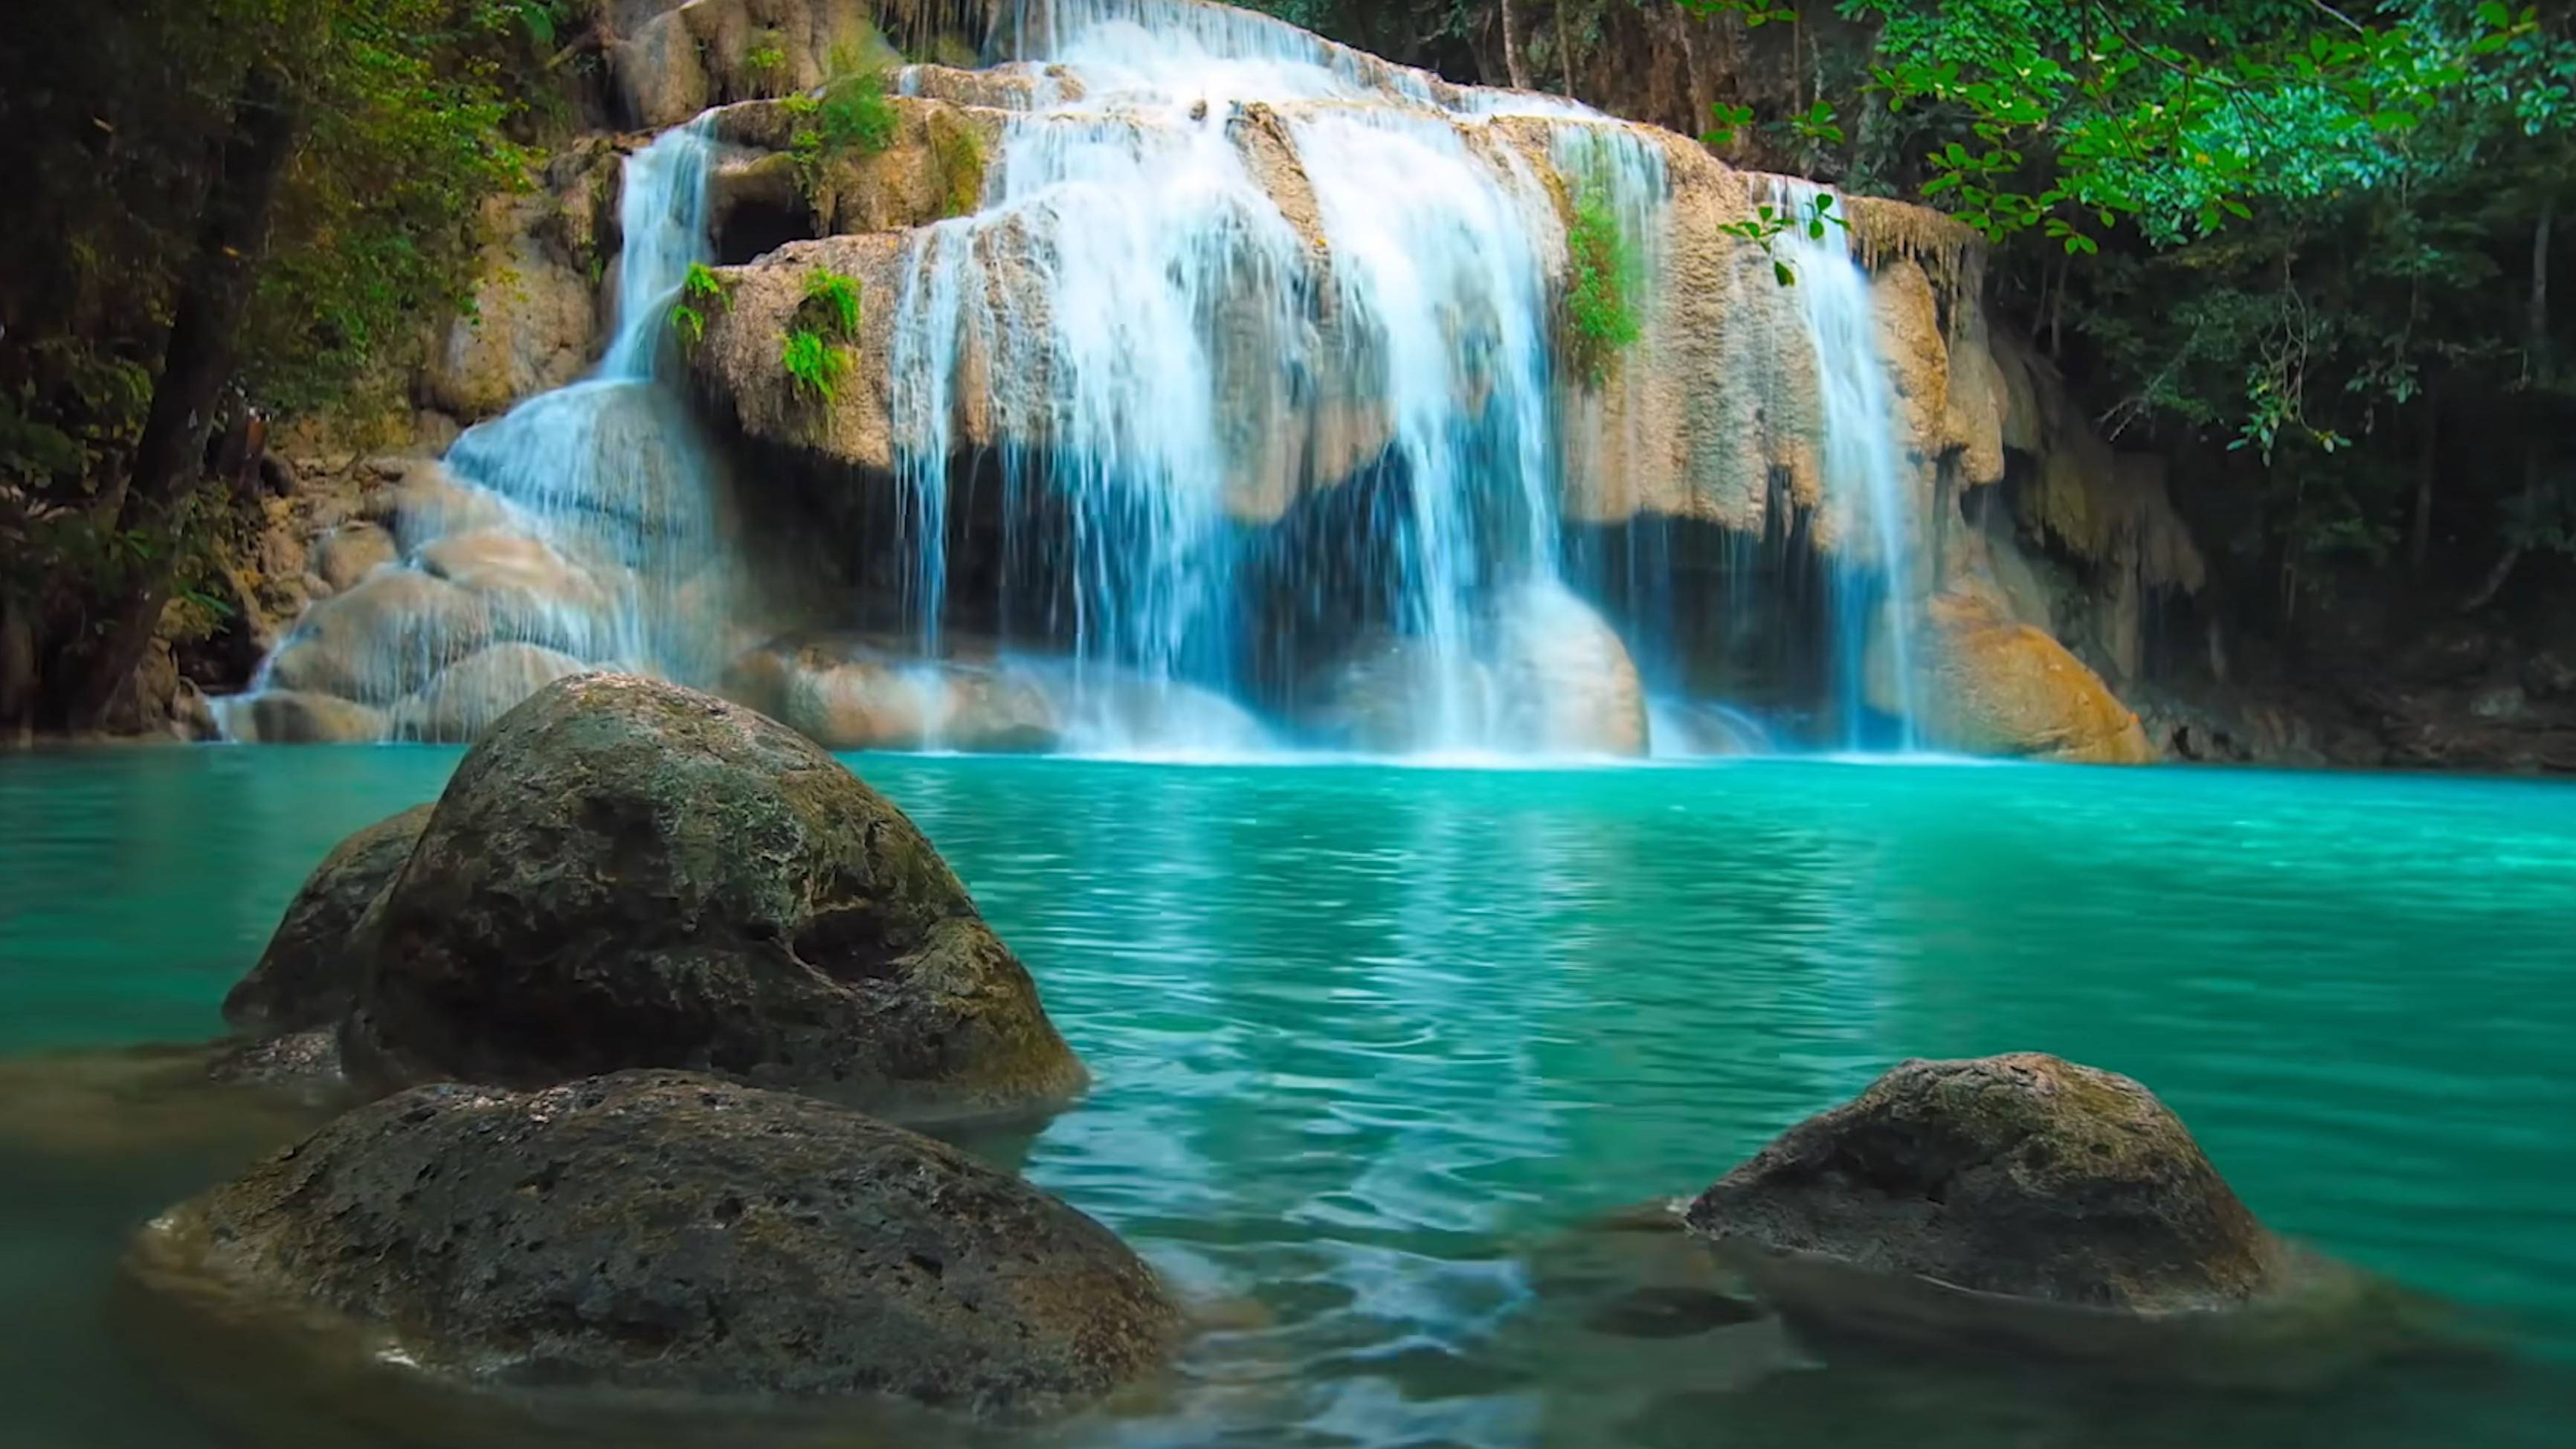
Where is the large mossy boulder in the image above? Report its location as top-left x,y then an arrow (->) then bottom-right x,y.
1686,1053 -> 2279,1312
338,674 -> 1086,1120
222,805 -> 435,1039
126,1071 -> 1178,1418
1679,1054 -> 2450,1384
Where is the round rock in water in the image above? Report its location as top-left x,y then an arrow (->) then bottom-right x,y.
340,674 -> 1086,1120
223,804 -> 434,1038
1686,1053 -> 2282,1311
1676,1054 -> 2449,1384
125,1071 -> 1179,1418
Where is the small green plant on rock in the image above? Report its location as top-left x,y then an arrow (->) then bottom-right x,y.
1563,181 -> 1642,384
669,261 -> 733,352
785,34 -> 902,199
801,266 -> 862,340
743,28 -> 790,97
782,328 -> 851,404
929,114 -> 987,219
780,265 -> 862,406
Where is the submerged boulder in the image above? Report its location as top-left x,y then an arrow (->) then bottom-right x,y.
222,805 -> 436,1039
340,674 -> 1086,1120
772,645 -> 1063,754
126,1071 -> 1179,1417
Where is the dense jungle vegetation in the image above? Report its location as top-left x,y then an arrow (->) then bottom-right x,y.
1252,0 -> 2576,644
0,1 -> 590,731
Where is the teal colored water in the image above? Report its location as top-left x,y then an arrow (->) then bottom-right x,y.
2,749 -> 2572,1448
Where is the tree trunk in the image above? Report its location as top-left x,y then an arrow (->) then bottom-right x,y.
62,65 -> 299,730
1500,0 -> 1531,91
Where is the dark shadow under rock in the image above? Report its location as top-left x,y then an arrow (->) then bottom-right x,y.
222,804 -> 434,1039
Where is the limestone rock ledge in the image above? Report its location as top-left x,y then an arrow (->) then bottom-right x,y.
684,80 -> 2014,555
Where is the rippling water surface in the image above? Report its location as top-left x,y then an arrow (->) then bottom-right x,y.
3,749 -> 2572,1448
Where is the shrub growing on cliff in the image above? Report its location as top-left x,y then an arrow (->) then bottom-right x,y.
930,114 -> 988,219
785,36 -> 902,200
782,329 -> 851,405
800,268 -> 863,341
781,266 -> 862,406
669,262 -> 732,352
743,28 -> 790,97
1564,182 -> 1643,384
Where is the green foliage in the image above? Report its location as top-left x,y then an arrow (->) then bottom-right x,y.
669,262 -> 734,352
781,328 -> 852,404
820,73 -> 901,155
671,304 -> 709,350
743,28 -> 791,97
779,265 -> 863,407
1564,181 -> 1644,383
1717,193 -> 1847,287
930,116 -> 989,219
786,33 -> 902,199
1835,1 -> 2552,251
0,0 -> 555,723
799,268 -> 864,341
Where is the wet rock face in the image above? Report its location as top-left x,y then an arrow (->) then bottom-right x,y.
340,674 -> 1086,1120
1301,584 -> 1649,755
1684,1053 -> 2282,1313
1887,590 -> 2156,764
127,1071 -> 1179,1417
222,806 -> 436,1039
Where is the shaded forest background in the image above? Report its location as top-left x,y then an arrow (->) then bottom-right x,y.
4,0 -> 2572,744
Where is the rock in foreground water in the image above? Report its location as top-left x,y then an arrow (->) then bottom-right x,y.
338,674 -> 1085,1120
1688,1053 -> 2277,1311
222,805 -> 434,1039
126,1071 -> 1179,1418
1681,1053 -> 2447,1383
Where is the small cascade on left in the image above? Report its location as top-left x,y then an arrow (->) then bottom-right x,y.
217,120 -> 742,745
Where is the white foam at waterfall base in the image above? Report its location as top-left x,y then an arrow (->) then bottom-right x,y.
1772,180 -> 1921,751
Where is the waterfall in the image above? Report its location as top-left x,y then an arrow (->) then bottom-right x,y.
886,0 -> 1631,753
1773,181 -> 1920,750
436,119 -> 735,684
219,121 -> 738,744
225,0 -> 1952,760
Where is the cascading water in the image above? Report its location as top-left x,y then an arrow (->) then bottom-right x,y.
228,0 -> 1953,760
884,0 -> 1654,754
222,120 -> 738,743
1773,180 -> 1920,750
